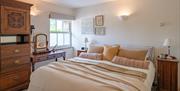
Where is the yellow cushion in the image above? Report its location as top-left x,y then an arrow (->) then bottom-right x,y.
118,48 -> 148,60
87,46 -> 104,53
103,45 -> 120,61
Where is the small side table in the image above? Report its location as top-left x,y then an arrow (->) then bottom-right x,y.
31,50 -> 66,71
77,50 -> 87,56
157,58 -> 178,91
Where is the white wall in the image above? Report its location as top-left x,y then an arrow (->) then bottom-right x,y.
72,0 -> 180,89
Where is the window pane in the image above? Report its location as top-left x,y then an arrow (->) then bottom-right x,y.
50,33 -> 57,47
57,20 -> 62,32
63,21 -> 70,32
57,33 -> 63,46
64,33 -> 70,45
50,19 -> 72,48
50,19 -> 56,32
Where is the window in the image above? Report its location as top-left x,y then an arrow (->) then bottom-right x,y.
50,19 -> 72,48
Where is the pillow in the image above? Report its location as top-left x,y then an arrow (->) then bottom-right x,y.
103,45 -> 120,61
87,45 -> 104,53
112,56 -> 150,69
79,53 -> 103,60
118,48 -> 148,60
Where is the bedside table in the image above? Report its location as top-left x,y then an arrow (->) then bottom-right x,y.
157,58 -> 178,91
77,50 -> 87,56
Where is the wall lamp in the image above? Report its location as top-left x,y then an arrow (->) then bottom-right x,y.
118,15 -> 129,21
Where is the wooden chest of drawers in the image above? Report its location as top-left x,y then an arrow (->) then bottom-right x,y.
0,0 -> 33,90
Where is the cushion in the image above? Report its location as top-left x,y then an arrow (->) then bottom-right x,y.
79,53 -> 103,60
112,56 -> 150,69
87,45 -> 104,53
118,48 -> 148,60
103,45 -> 120,61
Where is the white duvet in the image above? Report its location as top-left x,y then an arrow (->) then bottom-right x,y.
28,57 -> 155,91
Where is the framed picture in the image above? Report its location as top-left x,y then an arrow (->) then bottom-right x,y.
81,18 -> 94,34
95,15 -> 104,26
95,27 -> 105,35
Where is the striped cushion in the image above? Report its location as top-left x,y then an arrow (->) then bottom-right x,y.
79,53 -> 103,60
112,56 -> 150,69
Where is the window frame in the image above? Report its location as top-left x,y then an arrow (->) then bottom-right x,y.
49,19 -> 72,49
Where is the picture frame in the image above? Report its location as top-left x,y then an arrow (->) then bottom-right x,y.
95,27 -> 105,35
81,17 -> 94,34
95,15 -> 104,26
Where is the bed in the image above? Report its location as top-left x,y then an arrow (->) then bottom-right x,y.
27,56 -> 155,91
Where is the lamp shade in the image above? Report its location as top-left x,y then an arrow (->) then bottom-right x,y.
163,38 -> 171,47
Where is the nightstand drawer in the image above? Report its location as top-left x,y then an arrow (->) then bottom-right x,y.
1,56 -> 30,73
0,66 -> 30,91
0,44 -> 30,59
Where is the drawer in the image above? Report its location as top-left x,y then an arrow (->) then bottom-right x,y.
0,66 -> 30,90
46,53 -> 64,60
33,55 -> 48,62
55,53 -> 63,58
0,44 -> 30,59
52,52 -> 65,58
1,56 -> 30,72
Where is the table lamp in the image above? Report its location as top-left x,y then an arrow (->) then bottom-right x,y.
84,37 -> 89,50
163,38 -> 171,55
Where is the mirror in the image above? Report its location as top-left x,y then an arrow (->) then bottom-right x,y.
33,34 -> 49,54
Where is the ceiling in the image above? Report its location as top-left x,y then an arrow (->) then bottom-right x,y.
40,0 -> 116,8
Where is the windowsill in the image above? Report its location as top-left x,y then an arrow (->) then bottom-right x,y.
50,46 -> 73,50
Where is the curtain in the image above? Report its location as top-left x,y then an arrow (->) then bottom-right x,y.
49,12 -> 75,20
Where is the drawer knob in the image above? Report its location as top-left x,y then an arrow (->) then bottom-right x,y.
14,49 -> 20,53
14,60 -> 20,64
13,75 -> 20,81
